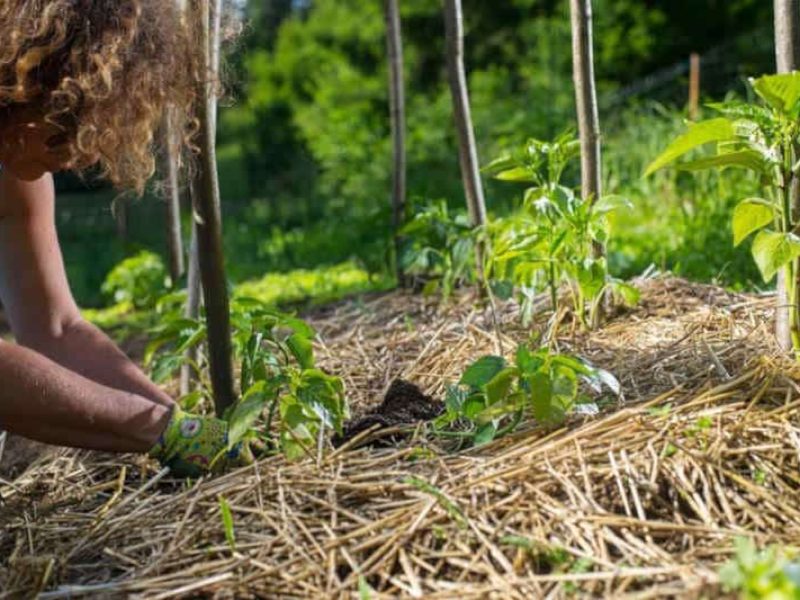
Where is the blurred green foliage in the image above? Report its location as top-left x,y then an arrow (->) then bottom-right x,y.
59,0 -> 774,307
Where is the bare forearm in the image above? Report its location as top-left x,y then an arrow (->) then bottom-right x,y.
0,340 -> 170,452
18,318 -> 173,407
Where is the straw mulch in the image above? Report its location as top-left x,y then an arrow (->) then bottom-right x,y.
2,276 -> 799,599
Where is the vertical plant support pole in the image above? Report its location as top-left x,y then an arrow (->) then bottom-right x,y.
180,225 -> 201,395
443,0 -> 488,273
384,0 -> 407,286
162,110 -> 185,284
191,0 -> 236,416
774,0 -> 800,352
688,53 -> 700,121
570,0 -> 602,238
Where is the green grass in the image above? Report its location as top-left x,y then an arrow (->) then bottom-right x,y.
83,261 -> 391,334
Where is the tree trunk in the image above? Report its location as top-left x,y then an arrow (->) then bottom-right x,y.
570,0 -> 603,258
443,0 -> 488,273
774,0 -> 800,351
384,0 -> 407,286
191,0 -> 235,416
162,110 -> 185,284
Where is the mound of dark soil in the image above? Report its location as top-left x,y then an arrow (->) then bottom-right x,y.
333,379 -> 443,447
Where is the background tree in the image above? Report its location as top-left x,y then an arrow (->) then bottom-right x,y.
774,0 -> 800,351
384,0 -> 407,285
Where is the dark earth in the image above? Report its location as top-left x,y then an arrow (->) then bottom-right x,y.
333,379 -> 444,447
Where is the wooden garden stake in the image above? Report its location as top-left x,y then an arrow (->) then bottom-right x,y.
774,0 -> 800,352
190,0 -> 235,415
443,0 -> 488,274
384,0 -> 407,286
688,53 -> 700,120
570,0 -> 602,228
162,110 -> 185,284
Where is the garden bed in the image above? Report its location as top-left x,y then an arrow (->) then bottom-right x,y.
2,277 -> 799,598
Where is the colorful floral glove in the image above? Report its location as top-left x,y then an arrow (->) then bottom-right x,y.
148,406 -> 254,477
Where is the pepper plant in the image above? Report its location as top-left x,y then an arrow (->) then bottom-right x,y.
435,344 -> 620,447
145,296 -> 348,460
399,199 -> 478,299
646,72 -> 800,355
484,133 -> 637,327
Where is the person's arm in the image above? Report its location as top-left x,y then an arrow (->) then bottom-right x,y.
0,338 -> 169,451
0,170 -> 172,406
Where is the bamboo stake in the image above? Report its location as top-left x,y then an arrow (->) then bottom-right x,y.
688,53 -> 700,121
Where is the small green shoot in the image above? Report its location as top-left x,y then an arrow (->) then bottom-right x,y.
218,495 -> 236,552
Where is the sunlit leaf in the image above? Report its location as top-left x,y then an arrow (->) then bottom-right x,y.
732,198 -> 775,247
644,118 -> 736,176
750,230 -> 800,282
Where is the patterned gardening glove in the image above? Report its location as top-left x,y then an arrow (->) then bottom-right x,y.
148,406 -> 254,478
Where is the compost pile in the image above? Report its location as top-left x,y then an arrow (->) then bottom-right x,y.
2,277 -> 799,598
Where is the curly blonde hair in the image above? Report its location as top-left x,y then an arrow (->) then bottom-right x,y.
0,0 -> 198,193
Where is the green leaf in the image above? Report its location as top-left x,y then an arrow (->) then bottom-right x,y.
609,280 -> 640,307
676,149 -> 767,174
577,259 -> 607,301
644,118 -> 736,176
752,72 -> 800,114
492,166 -> 535,182
178,390 -> 204,411
592,195 -> 633,215
750,230 -> 800,282
529,372 -> 553,423
218,495 -> 236,551
287,333 -> 315,369
732,198 -> 775,247
227,383 -> 270,449
473,422 -> 497,446
489,279 -> 514,300
460,356 -> 508,388
358,576 -> 374,600
484,368 -> 517,404
463,394 -> 486,420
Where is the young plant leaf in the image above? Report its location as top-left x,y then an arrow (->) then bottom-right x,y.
750,230 -> 800,282
473,422 -> 498,446
287,332 -> 315,369
676,149 -> 766,174
218,495 -> 236,552
592,195 -> 633,215
752,72 -> 800,114
227,382 -> 270,449
484,368 -> 517,404
644,118 -> 736,177
460,356 -> 508,388
732,199 -> 775,247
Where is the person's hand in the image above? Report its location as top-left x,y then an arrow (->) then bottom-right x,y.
148,406 -> 254,477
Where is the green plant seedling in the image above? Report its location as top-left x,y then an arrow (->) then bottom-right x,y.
218,495 -> 236,552
435,344 -> 619,447
485,132 -> 637,328
145,296 -> 348,460
399,199 -> 478,300
719,537 -> 800,599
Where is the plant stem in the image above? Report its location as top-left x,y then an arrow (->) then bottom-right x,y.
549,261 -> 558,311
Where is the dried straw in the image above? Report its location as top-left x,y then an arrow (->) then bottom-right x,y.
1,277 -> 798,598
